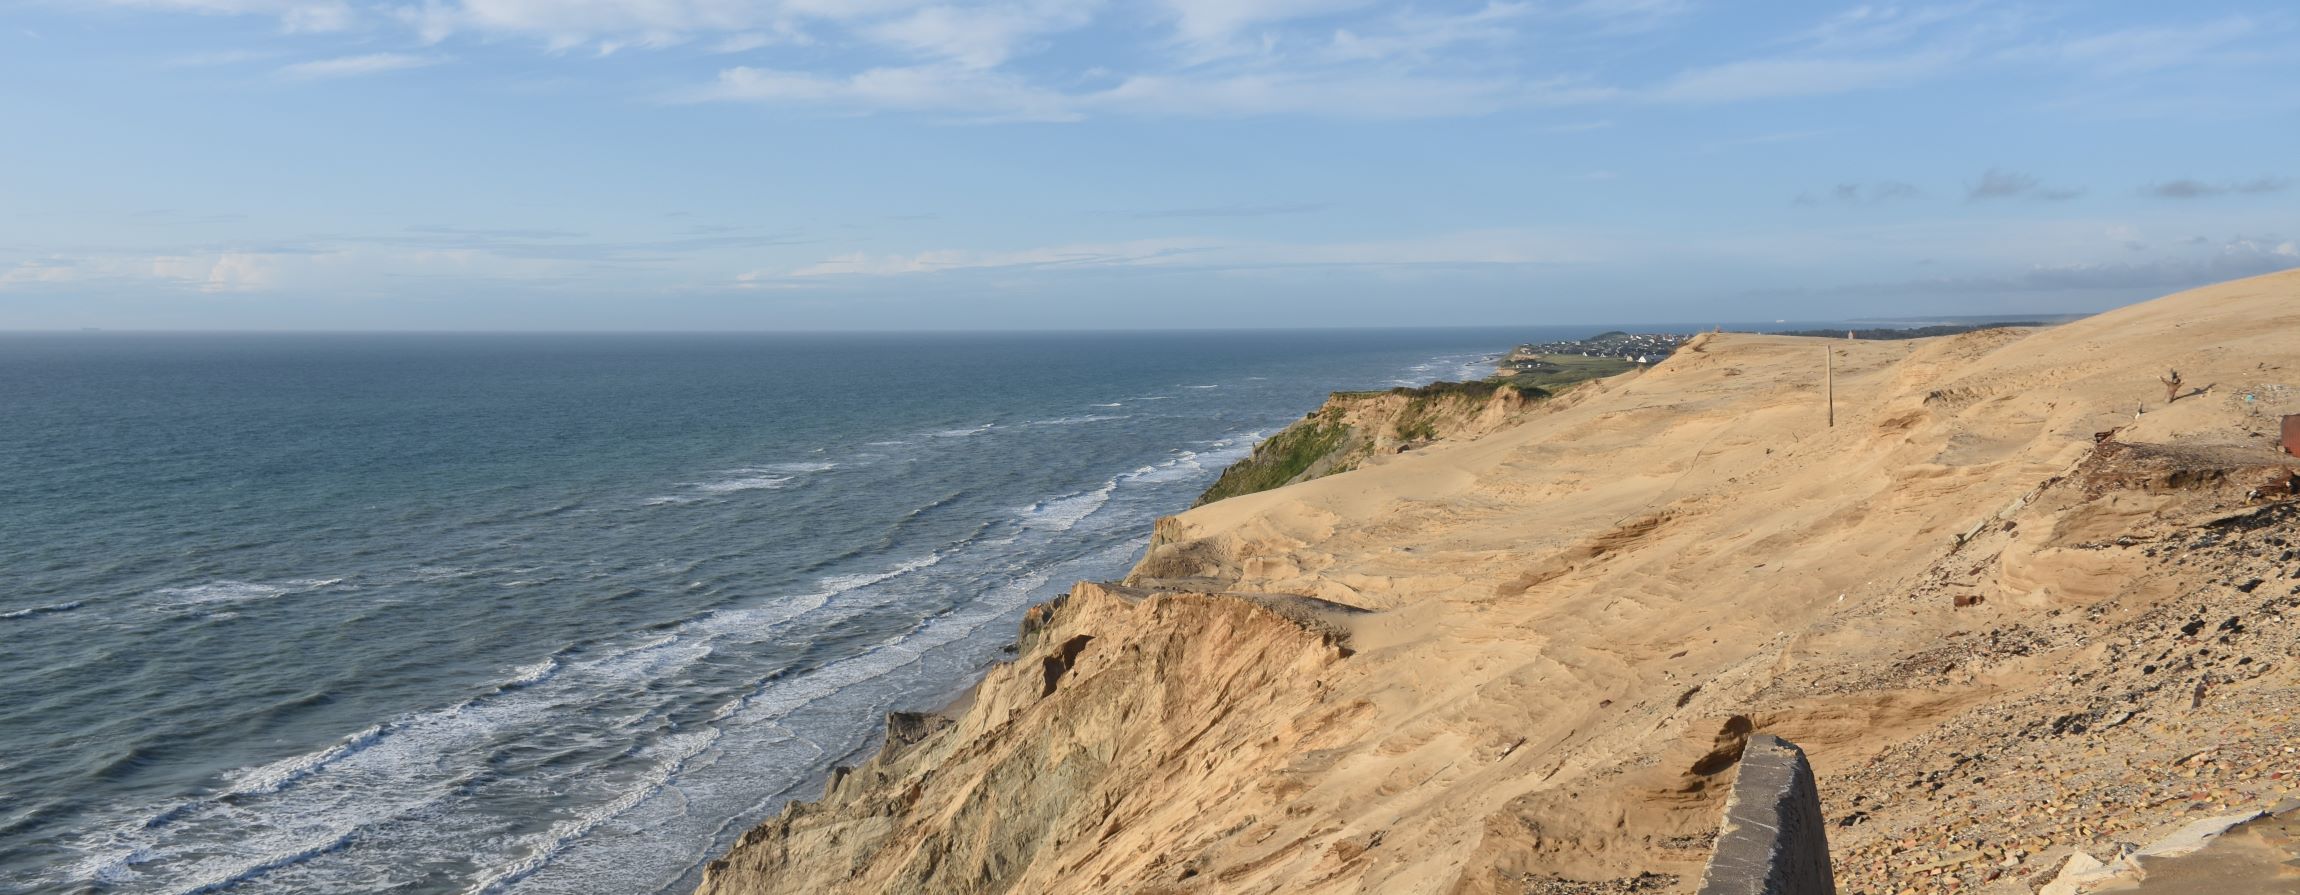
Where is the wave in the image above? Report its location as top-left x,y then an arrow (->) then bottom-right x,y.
1019,481 -> 1117,532
1183,384 -> 1219,389
457,729 -> 721,895
1021,414 -> 1129,427
1090,402 -> 1123,407
171,826 -> 361,895
928,424 -> 996,438
814,552 -> 947,596
658,460 -> 838,503
54,422 -> 1269,894
1,600 -> 84,620
497,657 -> 562,691
749,461 -> 838,474
214,723 -> 393,802
688,474 -> 793,494
152,579 -> 341,609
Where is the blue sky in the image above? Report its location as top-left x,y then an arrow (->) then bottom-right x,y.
2,1 -> 2296,329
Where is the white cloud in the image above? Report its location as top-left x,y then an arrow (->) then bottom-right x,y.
396,0 -> 931,46
700,65 -> 1080,121
2020,16 -> 2264,75
1322,2 -> 1532,62
762,228 -> 1595,281
698,61 -> 1614,120
0,259 -> 89,288
866,1 -> 1099,68
1649,49 -> 1959,103
90,0 -> 357,32
777,239 -> 1212,277
1160,0 -> 1369,55
144,253 -> 282,292
0,252 -> 283,293
278,53 -> 441,78
62,0 -> 2300,124
1089,71 -> 1533,118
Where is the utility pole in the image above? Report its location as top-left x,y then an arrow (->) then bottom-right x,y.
1826,346 -> 1835,428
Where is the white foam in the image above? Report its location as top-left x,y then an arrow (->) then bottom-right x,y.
814,552 -> 945,594
219,724 -> 391,799
499,658 -> 561,690
1019,481 -> 1116,531
1022,414 -> 1128,427
749,461 -> 837,474
152,579 -> 339,609
688,474 -> 793,494
457,728 -> 721,895
928,424 -> 995,438
1090,402 -> 1123,408
656,460 -> 838,503
57,434 -> 1239,893
1183,384 -> 1219,389
1,600 -> 83,620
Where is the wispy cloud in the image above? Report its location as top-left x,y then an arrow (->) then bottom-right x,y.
1130,203 -> 1328,219
1965,168 -> 2082,202
278,53 -> 440,79
2015,16 -> 2267,75
1794,181 -> 1922,206
697,64 -> 1080,122
2142,176 -> 2289,199
94,0 -> 357,33
67,1 -> 2299,124
1702,129 -> 1828,151
1651,51 -> 1960,103
761,228 -> 1597,282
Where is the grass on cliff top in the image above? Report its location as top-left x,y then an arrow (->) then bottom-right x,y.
1336,379 -> 1525,400
1499,354 -> 1637,392
1193,359 -> 1640,507
1193,412 -> 1348,507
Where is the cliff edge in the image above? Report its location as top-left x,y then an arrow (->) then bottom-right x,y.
700,269 -> 2300,895
1193,380 -> 1538,507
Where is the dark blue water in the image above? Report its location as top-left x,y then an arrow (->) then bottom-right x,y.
0,329 -> 1595,895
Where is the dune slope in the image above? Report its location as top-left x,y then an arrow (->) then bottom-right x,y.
697,270 -> 2300,895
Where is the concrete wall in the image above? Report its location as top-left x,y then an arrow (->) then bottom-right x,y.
1694,734 -> 1837,895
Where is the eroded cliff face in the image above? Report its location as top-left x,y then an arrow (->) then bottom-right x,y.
693,582 -> 1365,895
700,270 -> 2300,895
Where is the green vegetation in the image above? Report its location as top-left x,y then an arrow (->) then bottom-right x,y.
1335,378 -> 1512,401
1193,411 -> 1350,507
1191,355 -> 1645,507
1499,354 -> 1636,392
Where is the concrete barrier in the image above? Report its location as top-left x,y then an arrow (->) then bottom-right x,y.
1694,734 -> 1836,895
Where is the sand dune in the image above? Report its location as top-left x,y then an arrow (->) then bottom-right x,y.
698,270 -> 2300,894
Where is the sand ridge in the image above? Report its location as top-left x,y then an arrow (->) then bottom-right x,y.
698,269 -> 2300,895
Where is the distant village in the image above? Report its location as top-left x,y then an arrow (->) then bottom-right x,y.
1500,331 -> 1693,370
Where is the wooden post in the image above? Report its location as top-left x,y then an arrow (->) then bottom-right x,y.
1825,347 -> 1834,428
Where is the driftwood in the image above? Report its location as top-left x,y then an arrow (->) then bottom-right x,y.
2161,370 -> 2184,404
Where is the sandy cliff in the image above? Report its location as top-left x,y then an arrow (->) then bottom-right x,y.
697,270 -> 2300,895
1193,381 -> 1534,507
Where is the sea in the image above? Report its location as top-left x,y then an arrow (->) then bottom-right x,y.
0,327 -> 1657,895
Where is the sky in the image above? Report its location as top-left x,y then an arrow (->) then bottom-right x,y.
1,0 -> 2296,330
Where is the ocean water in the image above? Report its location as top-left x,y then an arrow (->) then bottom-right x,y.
0,329 -> 1622,895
